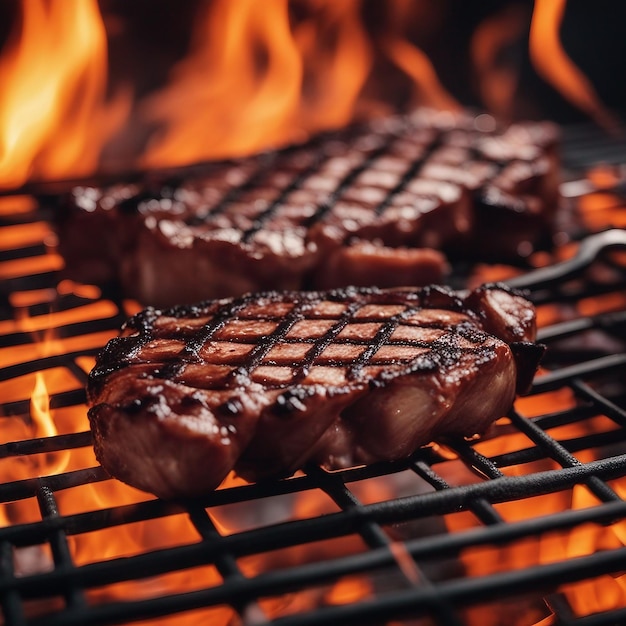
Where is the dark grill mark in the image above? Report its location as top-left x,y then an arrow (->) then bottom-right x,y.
346,313 -> 414,380
374,130 -> 443,217
92,286 -> 502,396
301,134 -> 399,229
240,155 -> 325,243
186,154 -> 277,225
226,303 -> 307,383
293,300 -> 362,382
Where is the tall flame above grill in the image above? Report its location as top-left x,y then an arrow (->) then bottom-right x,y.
142,0 -> 374,166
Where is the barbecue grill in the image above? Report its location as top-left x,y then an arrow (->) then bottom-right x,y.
1,125 -> 626,626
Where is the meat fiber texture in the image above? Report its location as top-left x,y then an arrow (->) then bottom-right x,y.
57,109 -> 560,307
87,283 -> 544,499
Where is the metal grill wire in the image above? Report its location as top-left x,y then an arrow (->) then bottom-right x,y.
0,131 -> 625,626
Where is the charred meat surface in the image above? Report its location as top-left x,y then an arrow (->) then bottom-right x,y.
58,110 -> 559,306
87,283 -> 544,499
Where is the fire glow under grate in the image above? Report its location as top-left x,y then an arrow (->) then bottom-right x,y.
1,126 -> 626,626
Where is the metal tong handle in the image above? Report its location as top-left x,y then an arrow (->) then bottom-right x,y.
504,229 -> 626,291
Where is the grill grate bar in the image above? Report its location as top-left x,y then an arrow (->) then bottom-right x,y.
561,123 -> 626,169
570,379 -> 626,427
507,409 -> 622,503
537,310 -> 626,343
0,541 -> 25,626
411,459 -> 504,524
24,545 -> 626,626
252,547 -> 626,626
0,467 -> 109,504
532,404 -> 606,431
530,355 -> 626,394
443,439 -> 505,482
0,244 -> 47,263
0,432 -> 92,459
3,469 -> 626,622
304,465 -> 466,626
563,607 -> 626,626
35,485 -> 86,611
0,352 -> 101,383
1,390 -> 87,418
0,317 -> 128,349
488,427 -> 626,468
4,454 -> 626,601
0,473 -> 346,546
504,229 -> 626,292
188,505 -> 269,624
305,467 -> 390,550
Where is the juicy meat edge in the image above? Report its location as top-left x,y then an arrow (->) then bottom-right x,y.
310,339 -> 516,472
235,335 -> 517,484
89,346 -> 515,499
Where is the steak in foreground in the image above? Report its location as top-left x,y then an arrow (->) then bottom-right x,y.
87,284 -> 544,499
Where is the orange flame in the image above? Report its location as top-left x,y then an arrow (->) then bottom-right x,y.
29,372 -> 70,475
0,294 -> 231,623
142,0 -> 373,167
141,0 -> 460,168
142,0 -> 305,166
0,0 -> 131,188
470,3 -> 528,119
0,272 -> 377,623
0,0 -> 619,187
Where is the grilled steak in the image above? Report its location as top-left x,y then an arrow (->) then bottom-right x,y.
87,283 -> 544,499
57,110 -> 559,307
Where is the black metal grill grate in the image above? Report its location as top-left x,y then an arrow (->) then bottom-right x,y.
1,126 -> 626,626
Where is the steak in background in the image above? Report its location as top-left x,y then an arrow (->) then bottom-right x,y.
56,110 -> 560,307
87,283 -> 544,499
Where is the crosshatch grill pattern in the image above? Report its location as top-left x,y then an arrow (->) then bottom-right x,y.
92,286 -> 506,388
84,112 -> 545,236
1,127 -> 626,626
56,111 -> 559,308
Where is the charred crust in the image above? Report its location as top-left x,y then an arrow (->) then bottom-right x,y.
420,284 -> 464,310
455,321 -> 489,344
510,341 -> 546,395
87,284 -> 543,422
273,388 -> 311,416
122,397 -> 150,415
152,362 -> 185,380
216,398 -> 245,417
473,281 -> 531,301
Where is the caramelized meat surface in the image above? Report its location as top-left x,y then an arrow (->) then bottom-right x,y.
58,110 -> 559,306
87,284 -> 544,499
